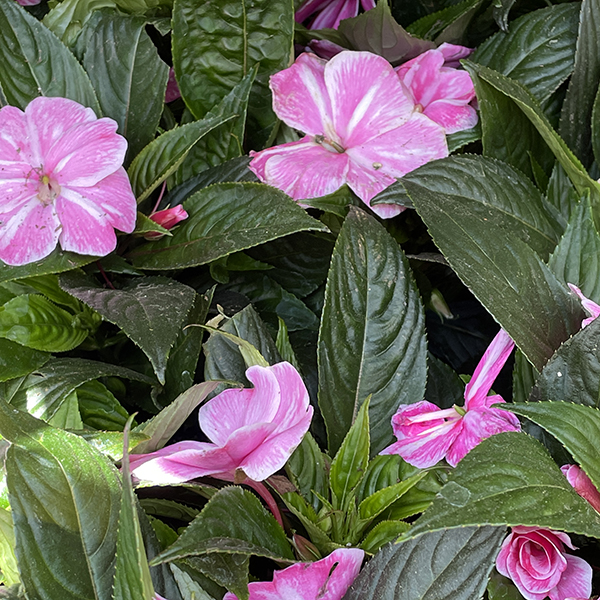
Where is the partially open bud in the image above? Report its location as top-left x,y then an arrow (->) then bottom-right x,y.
561,464 -> 600,512
292,533 -> 322,562
145,205 -> 188,240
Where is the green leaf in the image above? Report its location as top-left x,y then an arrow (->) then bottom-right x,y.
404,432 -> 600,541
492,0 -> 515,31
546,163 -> 579,223
0,507 -> 19,586
559,0 -> 600,167
359,520 -> 410,554
300,185 -> 361,218
407,0 -> 482,41
128,183 -> 327,270
318,208 -> 427,455
76,380 -> 130,431
0,339 -> 48,383
203,305 -> 281,385
338,0 -> 434,65
275,317 -> 301,370
0,0 -> 99,110
345,526 -> 506,600
77,430 -> 149,462
0,403 -> 121,599
128,113 -> 234,204
285,432 -> 328,512
43,0 -> 116,45
447,123 -> 482,153
0,294 -> 88,352
506,402 -> 600,502
548,193 -> 600,298
532,316 -> 600,408
171,0 -> 294,146
355,454 -> 404,502
177,555 -> 247,600
487,571 -> 524,600
48,390 -> 84,429
173,68 -> 256,186
402,155 -> 583,371
133,381 -> 220,454
329,398 -> 370,511
8,357 -> 156,423
472,4 -> 579,105
81,12 -> 169,163
59,273 -> 196,384
113,420 -> 154,600
464,61 -> 600,202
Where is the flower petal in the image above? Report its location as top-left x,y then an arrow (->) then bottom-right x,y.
311,0 -> 359,29
0,105 -> 36,175
568,282 -> 600,327
325,51 -> 414,147
270,52 -> 333,136
438,43 -> 473,66
249,137 -> 349,200
550,555 -> 593,600
55,189 -> 118,257
268,362 -> 312,434
45,118 -> 127,188
464,329 -> 514,408
295,0 -> 332,23
424,101 -> 478,134
561,464 -> 600,512
0,195 -> 60,266
66,168 -> 136,233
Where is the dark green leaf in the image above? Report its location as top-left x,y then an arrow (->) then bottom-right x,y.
81,12 -> 169,163
447,123 -> 482,153
359,520 -> 410,555
330,398 -> 370,510
356,454 -> 403,502
172,0 -> 294,146
405,432 -> 600,540
0,403 -> 121,599
0,0 -> 99,110
339,1 -> 434,65
128,183 -> 326,270
8,357 -> 156,423
0,294 -> 88,352
275,317 -> 301,370
0,339 -> 48,383
113,421 -> 154,600
403,155 -> 583,371
60,273 -> 196,384
512,350 -> 538,404
424,354 -> 464,410
532,316 -> 600,408
318,208 -> 427,455
128,114 -> 233,204
301,185 -> 361,217
177,555 -> 248,600
559,0 -> 600,167
473,4 -> 579,104
493,0 -> 515,31
407,0 -> 482,41
173,69 -> 256,186
487,570 -> 524,600
546,162 -> 579,223
548,194 -> 600,300
133,381 -> 220,454
506,402 -> 600,502
345,526 -> 505,600
76,380 -> 130,431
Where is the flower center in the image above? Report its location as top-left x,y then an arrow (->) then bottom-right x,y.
37,174 -> 61,205
414,103 -> 424,113
314,134 -> 345,154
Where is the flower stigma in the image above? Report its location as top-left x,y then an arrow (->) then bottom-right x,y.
37,173 -> 61,205
314,133 -> 345,153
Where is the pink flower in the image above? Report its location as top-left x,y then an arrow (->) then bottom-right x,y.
130,362 -> 313,483
561,464 -> 600,513
395,43 -> 478,134
380,329 -> 521,468
165,68 -> 181,103
296,0 -> 375,30
16,0 -> 41,5
0,97 -> 136,266
567,283 -> 600,328
223,548 -> 364,600
496,527 -> 592,600
144,205 -> 188,240
249,51 -> 447,219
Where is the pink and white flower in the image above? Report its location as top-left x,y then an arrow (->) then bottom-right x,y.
561,464 -> 600,513
567,283 -> 600,328
130,362 -> 313,483
223,548 -> 364,600
380,329 -> 521,468
496,527 -> 592,600
296,0 -> 375,30
396,43 -> 478,134
0,97 -> 136,266
249,51 -> 448,219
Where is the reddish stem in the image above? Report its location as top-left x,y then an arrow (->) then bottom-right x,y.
246,479 -> 284,528
150,181 -> 168,215
96,261 -> 115,290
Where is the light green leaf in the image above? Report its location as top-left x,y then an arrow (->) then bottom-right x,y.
0,507 -> 19,586
43,0 -> 116,45
359,520 -> 410,554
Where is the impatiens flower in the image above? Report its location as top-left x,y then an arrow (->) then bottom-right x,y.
296,0 -> 375,30
0,97 -> 136,266
144,205 -> 188,240
249,51 -> 447,219
561,464 -> 600,513
396,43 -> 477,134
567,283 -> 600,328
496,527 -> 592,600
380,329 -> 521,468
223,548 -> 364,600
130,362 -> 313,483
16,0 -> 41,5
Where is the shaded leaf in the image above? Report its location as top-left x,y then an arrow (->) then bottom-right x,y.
407,0 -> 482,41
318,208 -> 427,455
128,183 -> 327,270
43,0 -> 116,45
76,380 -> 130,431
0,339 -> 48,383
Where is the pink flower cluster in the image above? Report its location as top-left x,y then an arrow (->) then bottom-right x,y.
295,0 -> 376,30
0,97 -> 136,266
249,46 -> 476,218
381,329 -> 521,468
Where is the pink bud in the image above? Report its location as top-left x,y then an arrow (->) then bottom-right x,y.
561,464 -> 600,513
165,68 -> 181,103
145,206 -> 188,240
